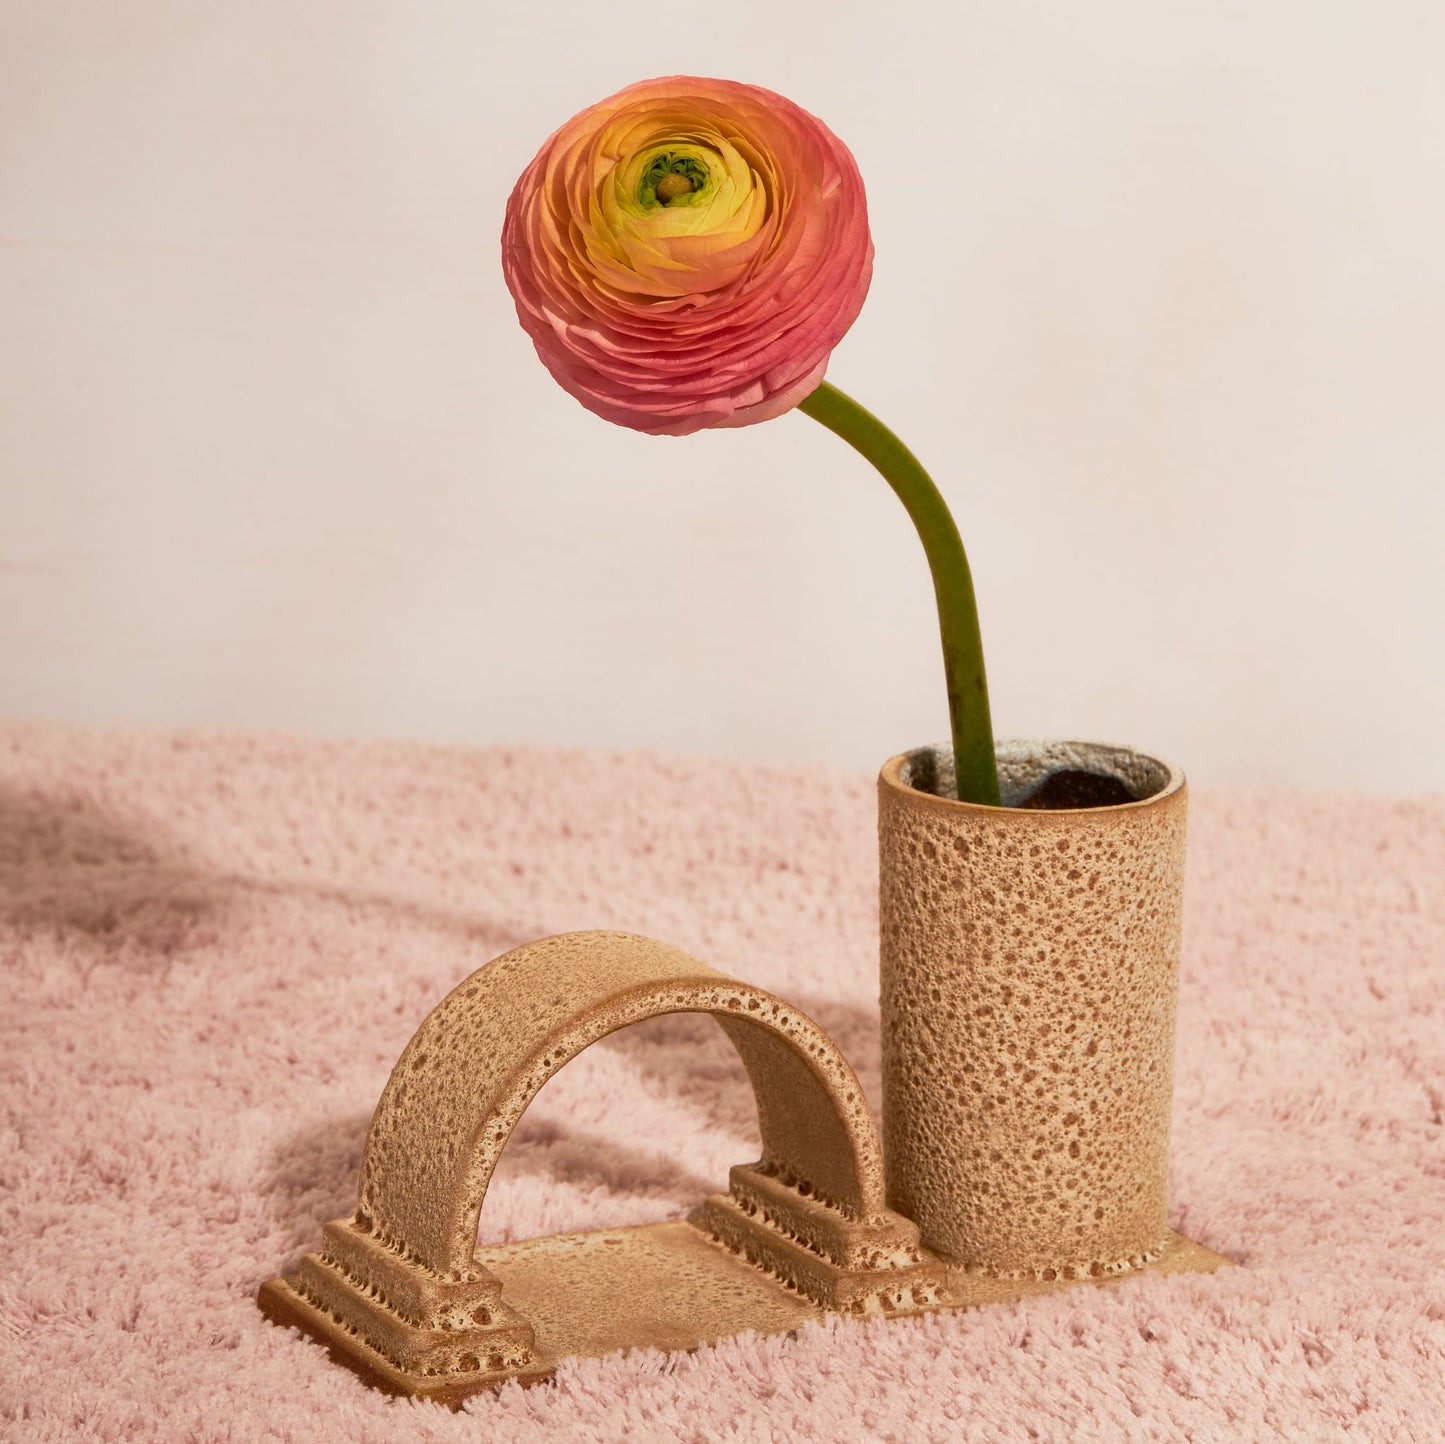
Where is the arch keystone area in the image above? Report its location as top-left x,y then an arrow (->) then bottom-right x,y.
258,931 -> 945,1400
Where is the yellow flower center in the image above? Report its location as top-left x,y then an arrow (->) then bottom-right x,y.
584,120 -> 775,297
654,171 -> 695,204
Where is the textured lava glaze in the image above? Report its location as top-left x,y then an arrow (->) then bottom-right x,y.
879,741 -> 1188,1278
259,930 -> 941,1398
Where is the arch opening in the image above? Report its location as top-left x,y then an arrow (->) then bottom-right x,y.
473,1009 -> 761,1247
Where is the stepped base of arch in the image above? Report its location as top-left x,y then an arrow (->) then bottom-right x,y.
257,1219 -> 1229,1406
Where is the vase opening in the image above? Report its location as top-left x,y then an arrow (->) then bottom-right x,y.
900,741 -> 1176,810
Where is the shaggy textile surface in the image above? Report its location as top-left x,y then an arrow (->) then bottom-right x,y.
1,722 -> 1442,1444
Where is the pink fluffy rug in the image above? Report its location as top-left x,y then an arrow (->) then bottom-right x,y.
1,722 -> 1442,1442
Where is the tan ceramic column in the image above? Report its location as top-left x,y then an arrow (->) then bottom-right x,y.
878,740 -> 1188,1279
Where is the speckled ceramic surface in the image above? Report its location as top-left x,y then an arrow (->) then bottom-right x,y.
259,931 -> 943,1399
879,740 -> 1188,1278
259,759 -> 1221,1402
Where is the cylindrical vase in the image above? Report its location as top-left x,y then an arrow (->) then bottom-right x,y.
879,739 -> 1187,1278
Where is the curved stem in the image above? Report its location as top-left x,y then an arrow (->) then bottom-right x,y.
798,381 -> 1000,805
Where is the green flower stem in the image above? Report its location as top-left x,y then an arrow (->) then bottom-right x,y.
798,381 -> 1000,806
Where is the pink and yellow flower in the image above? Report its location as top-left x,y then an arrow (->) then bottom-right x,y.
501,76 -> 872,436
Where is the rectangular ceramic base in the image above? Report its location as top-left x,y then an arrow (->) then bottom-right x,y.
258,1219 -> 1230,1406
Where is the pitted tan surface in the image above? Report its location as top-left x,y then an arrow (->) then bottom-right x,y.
879,741 -> 1188,1277
262,929 -> 947,1395
358,930 -> 895,1274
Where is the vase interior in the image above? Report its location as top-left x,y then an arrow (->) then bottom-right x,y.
901,740 -> 1175,809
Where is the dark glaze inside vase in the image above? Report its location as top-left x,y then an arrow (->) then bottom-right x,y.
901,740 -> 1174,810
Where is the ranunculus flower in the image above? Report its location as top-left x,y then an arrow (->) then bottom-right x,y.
501,75 -> 873,436
500,76 -> 1000,803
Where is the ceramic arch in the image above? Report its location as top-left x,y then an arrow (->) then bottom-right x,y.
258,931 -> 943,1400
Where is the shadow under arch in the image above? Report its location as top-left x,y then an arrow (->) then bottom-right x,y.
261,931 -> 943,1397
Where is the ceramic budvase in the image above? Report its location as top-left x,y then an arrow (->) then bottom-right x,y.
878,740 -> 1188,1278
261,737 -> 1219,1400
